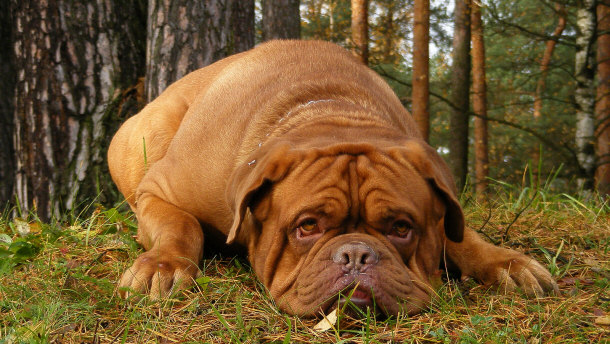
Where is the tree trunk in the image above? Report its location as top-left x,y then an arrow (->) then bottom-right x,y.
471,0 -> 488,200
532,4 -> 566,184
0,0 -> 15,207
533,4 -> 567,121
232,0 -> 255,52
262,0 -> 301,41
351,0 -> 369,65
377,1 -> 398,65
448,0 -> 471,192
574,0 -> 597,190
146,0 -> 255,102
304,0 -> 323,39
11,0 -> 146,220
596,1 -> 610,196
412,0 -> 430,141
330,1 -> 335,36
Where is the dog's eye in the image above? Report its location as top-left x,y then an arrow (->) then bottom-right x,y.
297,219 -> 320,237
391,220 -> 412,237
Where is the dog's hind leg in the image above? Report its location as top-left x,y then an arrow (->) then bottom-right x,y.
108,94 -> 189,210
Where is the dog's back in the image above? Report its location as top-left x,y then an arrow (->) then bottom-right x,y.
108,40 -> 416,210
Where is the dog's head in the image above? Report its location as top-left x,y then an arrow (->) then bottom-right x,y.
226,139 -> 463,316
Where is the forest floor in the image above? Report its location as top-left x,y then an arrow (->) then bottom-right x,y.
1,182 -> 609,343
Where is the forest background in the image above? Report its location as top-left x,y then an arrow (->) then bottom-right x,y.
0,0 -> 609,220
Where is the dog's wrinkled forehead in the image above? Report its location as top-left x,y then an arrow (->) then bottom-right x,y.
270,150 -> 431,226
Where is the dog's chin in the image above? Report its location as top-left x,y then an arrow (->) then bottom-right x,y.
288,273 -> 429,318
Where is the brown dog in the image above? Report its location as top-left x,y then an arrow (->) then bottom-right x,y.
108,40 -> 557,316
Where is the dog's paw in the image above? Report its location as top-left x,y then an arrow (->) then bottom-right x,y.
469,248 -> 559,297
118,250 -> 199,299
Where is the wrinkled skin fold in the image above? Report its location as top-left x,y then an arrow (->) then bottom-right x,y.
108,40 -> 559,317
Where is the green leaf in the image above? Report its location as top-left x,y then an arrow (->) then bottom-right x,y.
471,315 -> 493,325
9,240 -> 40,261
196,276 -> 211,290
0,247 -> 11,258
0,234 -> 12,244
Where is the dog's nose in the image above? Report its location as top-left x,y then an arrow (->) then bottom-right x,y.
332,241 -> 379,272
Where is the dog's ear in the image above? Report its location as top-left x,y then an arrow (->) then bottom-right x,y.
389,140 -> 464,242
225,143 -> 297,244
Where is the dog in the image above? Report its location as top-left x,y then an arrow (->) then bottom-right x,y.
108,40 -> 558,316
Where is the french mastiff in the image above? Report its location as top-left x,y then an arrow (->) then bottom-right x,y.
108,40 -> 558,316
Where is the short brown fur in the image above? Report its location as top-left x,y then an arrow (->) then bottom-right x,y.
109,40 -> 557,316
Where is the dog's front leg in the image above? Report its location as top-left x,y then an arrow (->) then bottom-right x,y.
118,192 -> 204,299
444,228 -> 558,296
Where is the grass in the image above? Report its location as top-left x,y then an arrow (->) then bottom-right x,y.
0,183 -> 608,343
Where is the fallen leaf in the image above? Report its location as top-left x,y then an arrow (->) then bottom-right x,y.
558,277 -> 577,286
583,258 -> 601,268
594,315 -> 610,326
314,308 -> 338,332
557,277 -> 594,286
52,323 -> 77,336
28,222 -> 41,234
66,259 -> 82,269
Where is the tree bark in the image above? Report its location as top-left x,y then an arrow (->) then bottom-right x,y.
596,1 -> 610,196
471,0 -> 488,200
449,0 -> 471,192
146,0 -> 255,102
262,0 -> 301,41
0,0 -> 15,207
532,4 -> 566,184
11,0 -> 146,220
351,0 -> 369,65
574,0 -> 597,190
412,0 -> 430,141
232,0 -> 255,52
